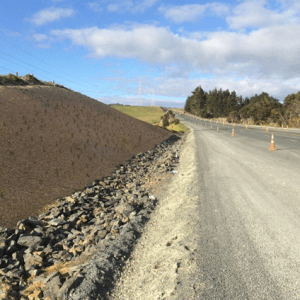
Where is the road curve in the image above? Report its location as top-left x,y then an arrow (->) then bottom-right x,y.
179,114 -> 300,300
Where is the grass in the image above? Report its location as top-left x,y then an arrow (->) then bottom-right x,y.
112,106 -> 163,125
112,106 -> 189,133
167,122 -> 189,133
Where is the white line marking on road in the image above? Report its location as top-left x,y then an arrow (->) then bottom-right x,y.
287,139 -> 298,142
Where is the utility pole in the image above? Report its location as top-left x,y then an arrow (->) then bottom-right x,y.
137,80 -> 142,106
151,89 -> 155,107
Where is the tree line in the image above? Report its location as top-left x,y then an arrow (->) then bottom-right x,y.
184,86 -> 300,127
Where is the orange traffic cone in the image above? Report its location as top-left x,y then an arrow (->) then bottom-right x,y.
269,134 -> 276,151
231,128 -> 235,137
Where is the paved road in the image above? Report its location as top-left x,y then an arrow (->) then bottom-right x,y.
178,114 -> 300,300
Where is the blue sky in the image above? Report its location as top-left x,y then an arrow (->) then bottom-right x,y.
1,0 -> 300,107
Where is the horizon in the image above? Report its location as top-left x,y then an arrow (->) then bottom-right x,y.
1,0 -> 300,107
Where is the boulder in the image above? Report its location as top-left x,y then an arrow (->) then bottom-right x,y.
115,203 -> 134,217
57,276 -> 83,300
48,219 -> 66,226
43,273 -> 63,300
24,252 -> 43,271
17,235 -> 42,248
0,237 -> 6,256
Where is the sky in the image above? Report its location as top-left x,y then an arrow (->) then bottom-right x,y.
1,0 -> 300,107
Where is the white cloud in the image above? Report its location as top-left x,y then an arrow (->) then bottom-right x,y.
50,23 -> 300,81
106,0 -> 159,13
88,2 -> 103,12
51,25 -> 185,64
7,31 -> 22,37
27,7 -> 74,26
149,75 -> 300,102
97,95 -> 185,107
32,33 -> 48,42
227,0 -> 300,29
107,3 -> 119,12
159,2 -> 229,23
49,1 -> 300,101
96,73 -> 300,105
275,0 -> 300,10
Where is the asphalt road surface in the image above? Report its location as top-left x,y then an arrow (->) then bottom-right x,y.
178,114 -> 300,300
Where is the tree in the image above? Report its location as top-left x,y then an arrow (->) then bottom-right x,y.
238,92 -> 282,125
283,92 -> 300,127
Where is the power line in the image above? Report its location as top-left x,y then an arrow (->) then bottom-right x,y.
0,35 -> 98,88
1,55 -> 40,75
0,49 -> 96,89
0,65 -> 15,74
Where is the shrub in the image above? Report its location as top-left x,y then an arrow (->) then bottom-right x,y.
162,117 -> 169,127
173,118 -> 180,125
5,74 -> 18,81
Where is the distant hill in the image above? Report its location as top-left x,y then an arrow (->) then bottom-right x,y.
0,81 -> 171,228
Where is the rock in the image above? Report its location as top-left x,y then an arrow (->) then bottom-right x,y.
121,217 -> 129,224
43,273 -> 63,299
48,219 -> 66,226
12,250 -> 24,263
69,212 -> 84,222
0,134 -> 184,300
97,229 -> 108,239
27,289 -> 43,300
111,226 -> 119,235
28,268 -> 41,277
57,276 -> 83,300
17,235 -> 42,248
129,211 -> 137,220
30,227 -> 45,237
5,268 -> 24,280
0,237 -> 6,256
42,245 -> 53,256
149,194 -> 156,201
88,226 -> 104,238
0,258 -> 8,269
44,271 -> 60,284
115,203 -> 134,217
24,252 -> 43,271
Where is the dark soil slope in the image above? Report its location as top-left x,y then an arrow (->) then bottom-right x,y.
0,85 -> 171,228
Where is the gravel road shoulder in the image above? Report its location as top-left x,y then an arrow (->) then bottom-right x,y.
110,127 -> 205,300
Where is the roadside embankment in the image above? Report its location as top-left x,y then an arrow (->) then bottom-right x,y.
0,134 -> 184,300
110,127 -> 205,300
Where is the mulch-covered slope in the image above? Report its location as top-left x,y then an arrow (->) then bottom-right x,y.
0,85 -> 171,228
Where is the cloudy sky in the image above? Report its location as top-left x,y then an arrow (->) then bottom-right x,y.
1,0 -> 300,107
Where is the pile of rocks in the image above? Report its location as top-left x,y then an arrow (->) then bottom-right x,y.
0,134 -> 184,300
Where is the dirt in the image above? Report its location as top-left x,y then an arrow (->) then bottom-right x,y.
0,85 -> 171,228
110,127 -> 206,300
